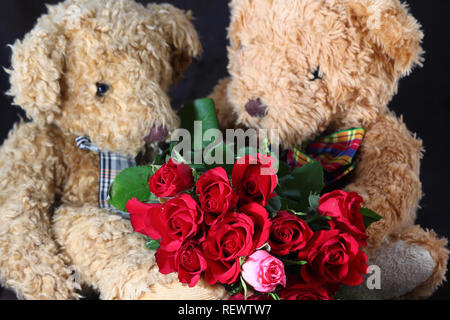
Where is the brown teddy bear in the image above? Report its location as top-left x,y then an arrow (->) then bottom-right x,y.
0,0 -> 227,300
210,0 -> 448,299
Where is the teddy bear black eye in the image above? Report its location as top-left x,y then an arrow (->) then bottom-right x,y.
310,67 -> 323,81
96,82 -> 110,97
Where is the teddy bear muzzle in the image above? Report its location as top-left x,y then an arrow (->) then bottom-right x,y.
144,125 -> 169,143
245,98 -> 268,118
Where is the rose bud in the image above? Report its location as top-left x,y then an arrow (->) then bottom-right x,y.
269,211 -> 313,256
232,154 -> 277,206
196,167 -> 238,225
318,190 -> 368,247
149,159 -> 194,198
241,250 -> 286,293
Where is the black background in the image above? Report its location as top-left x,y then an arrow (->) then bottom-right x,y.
0,0 -> 449,300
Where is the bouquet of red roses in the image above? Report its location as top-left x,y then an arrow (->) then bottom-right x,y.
108,99 -> 381,300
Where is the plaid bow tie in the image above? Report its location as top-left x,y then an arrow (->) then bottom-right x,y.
287,128 -> 365,185
76,137 -> 136,219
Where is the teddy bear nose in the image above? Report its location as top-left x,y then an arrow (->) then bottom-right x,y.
144,125 -> 169,143
245,99 -> 268,118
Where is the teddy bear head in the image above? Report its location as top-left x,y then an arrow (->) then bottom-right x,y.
226,0 -> 423,147
7,0 -> 201,156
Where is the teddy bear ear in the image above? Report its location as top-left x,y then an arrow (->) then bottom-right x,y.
6,19 -> 66,126
347,0 -> 424,76
148,3 -> 203,83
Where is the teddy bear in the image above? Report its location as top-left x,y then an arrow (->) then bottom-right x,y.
0,0 -> 228,300
210,0 -> 448,299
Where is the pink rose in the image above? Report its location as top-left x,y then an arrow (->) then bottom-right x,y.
241,250 -> 286,293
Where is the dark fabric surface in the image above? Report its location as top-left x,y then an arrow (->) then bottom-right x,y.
0,0 -> 449,300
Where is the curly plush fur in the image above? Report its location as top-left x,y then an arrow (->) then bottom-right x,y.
0,0 -> 228,300
210,0 -> 448,299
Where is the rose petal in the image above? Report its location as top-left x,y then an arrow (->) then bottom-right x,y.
127,198 -> 163,240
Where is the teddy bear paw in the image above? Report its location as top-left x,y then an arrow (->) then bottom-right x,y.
336,240 -> 435,300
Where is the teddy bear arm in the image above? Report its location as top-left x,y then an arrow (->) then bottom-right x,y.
52,204 -> 228,300
340,114 -> 448,299
209,77 -> 239,131
0,123 -> 81,299
344,112 -> 423,249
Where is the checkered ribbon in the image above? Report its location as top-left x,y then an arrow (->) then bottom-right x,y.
76,137 -> 136,219
287,128 -> 365,185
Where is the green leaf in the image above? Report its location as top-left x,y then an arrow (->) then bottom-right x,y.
148,192 -> 159,202
266,195 -> 282,214
306,213 -> 332,231
257,242 -> 272,252
152,153 -> 165,166
279,196 -> 304,212
278,161 -> 325,212
145,240 -> 161,250
310,214 -> 332,222
269,292 -> 281,301
177,98 -> 220,150
108,166 -> 154,212
288,209 -> 307,216
189,163 -> 207,171
281,259 -> 307,266
229,283 -> 243,296
309,193 -> 321,212
192,169 -> 201,183
236,146 -> 259,159
277,160 -> 292,179
361,208 -> 383,229
240,277 -> 248,300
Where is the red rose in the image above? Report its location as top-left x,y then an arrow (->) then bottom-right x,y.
298,229 -> 368,286
155,241 -> 207,288
176,241 -> 207,287
232,154 -> 277,206
203,212 -> 255,285
318,190 -> 368,247
155,247 -> 177,275
196,167 -> 238,225
131,194 -> 203,252
204,258 -> 241,286
127,198 -> 163,240
278,283 -> 332,300
269,211 -> 313,256
149,159 -> 194,198
239,203 -> 272,250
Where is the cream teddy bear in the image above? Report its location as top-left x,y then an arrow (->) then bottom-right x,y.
0,0 -> 226,300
